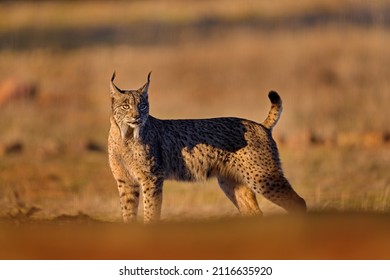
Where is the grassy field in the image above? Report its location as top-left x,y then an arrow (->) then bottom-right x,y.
0,0 -> 389,259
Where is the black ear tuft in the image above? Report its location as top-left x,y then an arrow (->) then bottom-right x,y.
147,71 -> 152,83
110,71 -> 125,94
111,71 -> 116,82
139,72 -> 152,95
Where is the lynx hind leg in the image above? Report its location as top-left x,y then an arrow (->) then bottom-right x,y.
217,176 -> 263,216
249,174 -> 306,213
116,179 -> 140,223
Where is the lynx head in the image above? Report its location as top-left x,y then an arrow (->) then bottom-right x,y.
110,72 -> 151,140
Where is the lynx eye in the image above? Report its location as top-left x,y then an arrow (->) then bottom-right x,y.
138,103 -> 147,111
121,104 -> 130,110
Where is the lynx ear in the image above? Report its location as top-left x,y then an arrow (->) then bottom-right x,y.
139,71 -> 151,96
110,71 -> 124,95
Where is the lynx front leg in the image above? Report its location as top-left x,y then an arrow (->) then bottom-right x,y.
109,154 -> 140,222
116,180 -> 140,223
142,179 -> 163,224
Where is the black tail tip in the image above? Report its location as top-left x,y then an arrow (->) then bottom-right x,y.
268,90 -> 280,104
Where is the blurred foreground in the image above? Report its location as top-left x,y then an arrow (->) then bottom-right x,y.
1,213 -> 390,259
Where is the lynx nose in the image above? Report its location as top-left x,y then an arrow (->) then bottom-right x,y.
128,117 -> 141,127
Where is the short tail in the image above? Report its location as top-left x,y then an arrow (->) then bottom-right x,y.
262,91 -> 283,130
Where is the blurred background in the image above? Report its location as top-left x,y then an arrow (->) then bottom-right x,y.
0,0 -> 389,222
